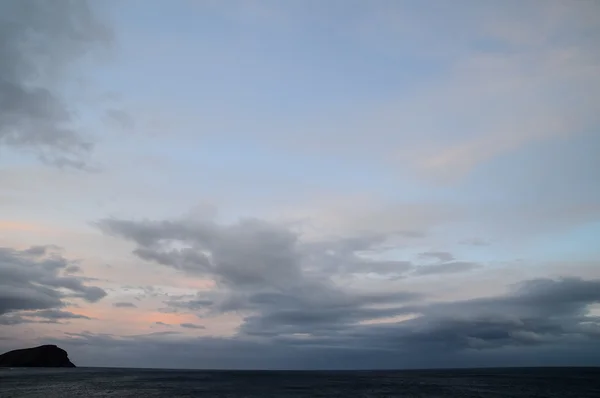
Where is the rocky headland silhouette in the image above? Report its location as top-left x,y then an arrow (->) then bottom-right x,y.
0,345 -> 75,368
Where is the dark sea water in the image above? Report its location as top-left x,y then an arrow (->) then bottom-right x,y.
1,367 -> 599,397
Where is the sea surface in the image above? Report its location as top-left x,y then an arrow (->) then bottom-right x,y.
1,367 -> 599,397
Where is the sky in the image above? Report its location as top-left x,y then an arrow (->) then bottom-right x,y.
1,0 -> 600,369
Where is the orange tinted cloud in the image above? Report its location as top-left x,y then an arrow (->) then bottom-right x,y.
0,220 -> 51,232
62,307 -> 200,333
64,306 -> 198,326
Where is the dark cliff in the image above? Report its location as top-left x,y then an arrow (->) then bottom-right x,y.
0,345 -> 76,367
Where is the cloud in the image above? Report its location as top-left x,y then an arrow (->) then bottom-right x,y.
38,277 -> 600,369
98,215 -> 422,309
32,309 -> 92,321
97,216 -> 422,283
243,276 -> 600,354
413,261 -> 481,276
113,302 -> 137,308
64,265 -> 82,274
197,3 -> 600,183
0,245 -> 107,320
0,309 -> 91,325
164,296 -> 213,312
97,215 -> 431,343
225,1 -> 599,181
98,214 -> 597,358
180,323 -> 205,330
460,238 -> 490,247
370,2 -> 600,180
381,277 -> 600,351
0,0 -> 111,168
278,198 -> 457,240
419,251 -> 454,263
104,109 -> 135,130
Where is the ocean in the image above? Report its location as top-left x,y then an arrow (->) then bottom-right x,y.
0,367 -> 599,397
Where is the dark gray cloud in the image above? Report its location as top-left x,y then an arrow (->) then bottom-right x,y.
98,217 -> 423,333
113,302 -> 137,308
0,0 -> 111,167
0,245 -> 107,322
97,217 -> 417,284
180,323 -> 205,330
155,322 -> 170,326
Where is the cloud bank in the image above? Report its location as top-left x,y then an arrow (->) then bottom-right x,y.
83,215 -> 600,368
